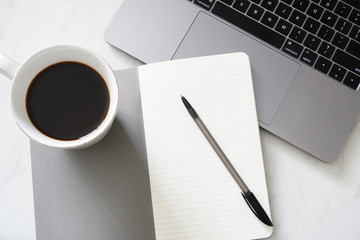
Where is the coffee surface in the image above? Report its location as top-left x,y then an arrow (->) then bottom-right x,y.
26,61 -> 110,140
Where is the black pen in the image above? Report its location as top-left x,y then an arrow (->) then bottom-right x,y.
181,95 -> 273,227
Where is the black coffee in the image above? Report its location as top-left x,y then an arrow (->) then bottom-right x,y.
26,61 -> 110,140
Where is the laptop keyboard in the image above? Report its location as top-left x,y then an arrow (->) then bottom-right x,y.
188,0 -> 360,91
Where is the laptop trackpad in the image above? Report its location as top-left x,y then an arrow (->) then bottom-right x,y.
173,12 -> 300,125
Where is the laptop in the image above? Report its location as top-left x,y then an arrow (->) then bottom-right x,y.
104,0 -> 360,163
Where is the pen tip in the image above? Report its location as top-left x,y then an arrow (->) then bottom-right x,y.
242,192 -> 273,227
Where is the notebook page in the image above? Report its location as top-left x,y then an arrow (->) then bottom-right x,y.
138,53 -> 272,240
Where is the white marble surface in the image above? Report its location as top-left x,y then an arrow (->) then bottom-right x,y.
1,0 -> 360,239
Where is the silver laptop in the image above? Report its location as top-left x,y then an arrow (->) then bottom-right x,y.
105,0 -> 360,163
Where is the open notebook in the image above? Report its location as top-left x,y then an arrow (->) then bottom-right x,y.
30,53 -> 272,240
138,52 -> 272,240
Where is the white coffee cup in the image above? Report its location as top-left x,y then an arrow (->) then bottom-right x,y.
0,45 -> 119,149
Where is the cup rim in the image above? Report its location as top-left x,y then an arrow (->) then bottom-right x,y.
10,45 -> 119,149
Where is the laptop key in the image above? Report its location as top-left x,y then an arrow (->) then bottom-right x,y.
289,9 -> 307,27
320,0 -> 337,11
307,3 -> 324,19
212,2 -> 286,48
194,0 -> 216,10
334,2 -> 351,18
261,11 -> 279,28
329,64 -> 347,81
300,48 -> 318,66
292,0 -> 310,12
275,2 -> 292,19
282,39 -> 304,58
335,18 -> 352,35
304,17 -> 321,34
342,0 -> 360,10
233,0 -> 251,13
275,19 -> 293,36
321,10 -> 338,27
332,49 -> 360,76
304,34 -> 321,51
332,32 -> 349,49
318,25 -> 335,41
247,4 -> 265,20
261,0 -> 279,12
346,40 -> 360,59
343,72 -> 360,90
318,42 -> 335,58
349,25 -> 360,42
349,9 -> 360,25
315,56 -> 332,74
289,26 -> 307,43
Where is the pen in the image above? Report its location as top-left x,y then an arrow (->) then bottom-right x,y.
181,95 -> 273,227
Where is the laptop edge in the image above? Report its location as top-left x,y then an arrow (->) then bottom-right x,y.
104,0 -> 360,162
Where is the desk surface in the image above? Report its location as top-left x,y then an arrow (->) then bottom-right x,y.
1,0 -> 360,239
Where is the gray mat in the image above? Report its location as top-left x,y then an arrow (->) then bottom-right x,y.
30,69 -> 156,240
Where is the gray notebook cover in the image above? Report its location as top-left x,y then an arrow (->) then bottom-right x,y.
30,69 -> 156,240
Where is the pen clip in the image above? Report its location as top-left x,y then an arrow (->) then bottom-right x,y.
242,191 -> 273,227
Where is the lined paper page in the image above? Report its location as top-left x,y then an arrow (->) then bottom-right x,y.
138,53 -> 272,240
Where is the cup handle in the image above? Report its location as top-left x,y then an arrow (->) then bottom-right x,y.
0,53 -> 20,80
